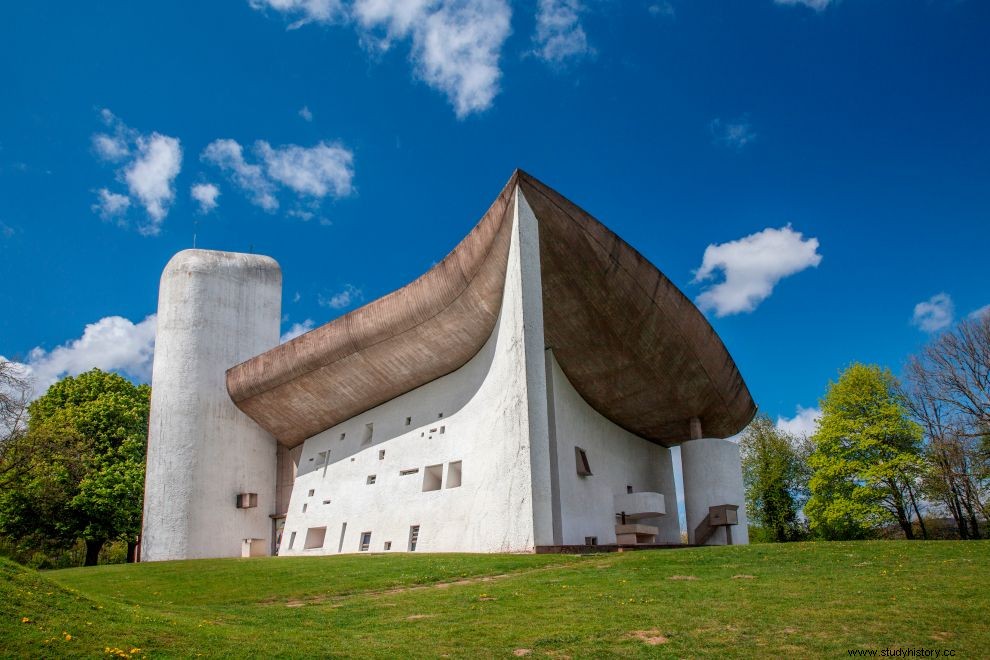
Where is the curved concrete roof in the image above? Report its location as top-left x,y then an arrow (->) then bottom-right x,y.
227,171 -> 756,447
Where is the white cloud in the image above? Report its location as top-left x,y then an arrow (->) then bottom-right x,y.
203,139 -> 354,210
912,293 -> 954,333
191,183 -> 221,214
249,0 -> 346,26
775,0 -> 833,10
280,318 -> 315,343
292,291 -> 302,303
694,224 -> 822,317
124,133 -> 182,234
648,2 -> 674,18
10,315 -> 157,398
776,405 -> 821,439
710,117 -> 756,149
258,141 -> 354,198
202,139 -> 280,211
90,110 -> 182,235
532,0 -> 591,65
91,188 -> 131,221
969,304 -> 990,320
299,106 -> 314,121
319,284 -> 362,309
0,221 -> 15,238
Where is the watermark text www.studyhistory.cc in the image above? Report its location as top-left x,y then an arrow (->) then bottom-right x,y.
847,649 -> 956,658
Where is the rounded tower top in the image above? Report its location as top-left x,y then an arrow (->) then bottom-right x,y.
162,249 -> 281,281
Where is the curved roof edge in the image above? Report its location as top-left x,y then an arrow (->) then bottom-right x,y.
227,170 -> 756,447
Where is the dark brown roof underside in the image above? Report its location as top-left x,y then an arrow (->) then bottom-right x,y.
226,171 -> 756,447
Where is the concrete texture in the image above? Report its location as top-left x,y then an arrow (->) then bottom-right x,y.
680,437 -> 749,545
142,249 -> 281,561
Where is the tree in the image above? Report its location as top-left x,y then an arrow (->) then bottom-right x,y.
806,363 -> 927,540
739,415 -> 808,542
0,359 -> 34,489
903,313 -> 990,538
0,369 -> 150,566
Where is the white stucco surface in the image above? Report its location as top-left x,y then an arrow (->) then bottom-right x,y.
142,249 -> 282,561
680,437 -> 749,545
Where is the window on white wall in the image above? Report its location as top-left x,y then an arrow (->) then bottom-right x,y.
378,449 -> 385,460
384,541 -> 392,550
446,461 -> 462,488
288,531 -> 296,550
409,525 -> 420,551
405,416 -> 412,426
362,423 -> 374,445
422,465 -> 442,491
400,468 -> 419,476
575,447 -> 593,476
367,475 -> 377,485
304,526 -> 327,549
359,531 -> 372,552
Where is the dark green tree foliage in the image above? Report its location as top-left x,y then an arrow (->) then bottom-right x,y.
0,369 -> 149,566
806,363 -> 926,540
740,415 -> 808,542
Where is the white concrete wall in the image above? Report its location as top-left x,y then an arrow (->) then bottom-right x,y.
545,352 -> 682,545
142,249 -> 282,561
680,437 -> 749,545
279,187 -> 548,555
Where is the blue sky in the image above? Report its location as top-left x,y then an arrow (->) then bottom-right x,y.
1,0 -> 988,438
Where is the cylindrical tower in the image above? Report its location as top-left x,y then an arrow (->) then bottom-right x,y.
680,437 -> 749,545
142,249 -> 282,561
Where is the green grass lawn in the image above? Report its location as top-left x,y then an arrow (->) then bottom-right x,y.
2,541 -> 987,658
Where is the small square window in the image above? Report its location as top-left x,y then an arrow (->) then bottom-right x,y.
308,489 -> 315,497
585,536 -> 598,546
423,465 -> 442,491
359,531 -> 372,552
384,541 -> 392,551
626,485 -> 633,494
379,449 -> 386,460
367,474 -> 377,485
405,417 -> 412,426
438,412 -> 444,418
440,425 -> 446,434
575,447 -> 592,476
340,432 -> 346,440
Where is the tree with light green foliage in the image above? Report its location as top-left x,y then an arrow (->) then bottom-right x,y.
806,363 -> 927,540
740,414 -> 809,542
0,369 -> 149,566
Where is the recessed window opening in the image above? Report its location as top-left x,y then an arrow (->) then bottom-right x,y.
304,526 -> 327,549
308,489 -> 315,497
337,522 -> 347,553
362,423 -> 374,445
316,451 -> 327,466
340,432 -> 346,441
302,503 -> 308,513
405,417 -> 412,426
236,493 -> 258,509
438,412 -> 444,418
575,447 -> 593,476
400,468 -> 419,476
446,461 -> 462,488
585,536 -> 598,546
378,449 -> 386,460
440,426 -> 446,435
367,474 -> 377,485
384,541 -> 392,550
323,499 -> 331,505
359,531 -> 372,552
423,464 -> 442,491
288,531 -> 297,550
626,485 -> 633,494
408,525 -> 420,551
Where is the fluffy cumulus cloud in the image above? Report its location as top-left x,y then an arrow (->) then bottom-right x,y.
710,117 -> 756,149
202,139 -> 354,211
190,183 -> 221,214
90,110 -> 182,235
252,0 -> 511,118
912,293 -> 954,333
532,0 -> 591,66
775,0 -> 834,10
319,284 -> 362,309
694,224 -> 822,317
776,405 -> 821,439
280,318 -> 316,343
8,315 -> 157,398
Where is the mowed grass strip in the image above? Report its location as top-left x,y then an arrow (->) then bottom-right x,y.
2,541 -> 986,658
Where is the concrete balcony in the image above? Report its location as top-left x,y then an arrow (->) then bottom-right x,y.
613,491 -> 666,521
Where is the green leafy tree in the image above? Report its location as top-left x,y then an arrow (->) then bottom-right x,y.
806,363 -> 927,540
740,415 -> 808,542
0,369 -> 150,565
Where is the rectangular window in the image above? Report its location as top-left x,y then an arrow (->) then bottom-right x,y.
359,531 -> 371,552
422,464 -> 442,491
585,536 -> 598,546
308,489 -> 315,497
408,525 -> 420,551
378,449 -> 386,460
302,503 -> 308,513
405,416 -> 412,426
367,474 -> 377,485
340,432 -> 346,440
446,460 -> 462,488
304,526 -> 327,549
575,447 -> 593,476
235,493 -> 258,508
626,485 -> 633,494
384,541 -> 392,551
337,522 -> 347,553
400,468 -> 419,476
322,499 -> 331,505
316,451 -> 327,466
440,425 -> 446,435
288,531 -> 296,550
362,423 -> 374,445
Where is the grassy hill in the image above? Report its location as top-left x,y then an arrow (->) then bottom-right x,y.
2,541 -> 987,658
